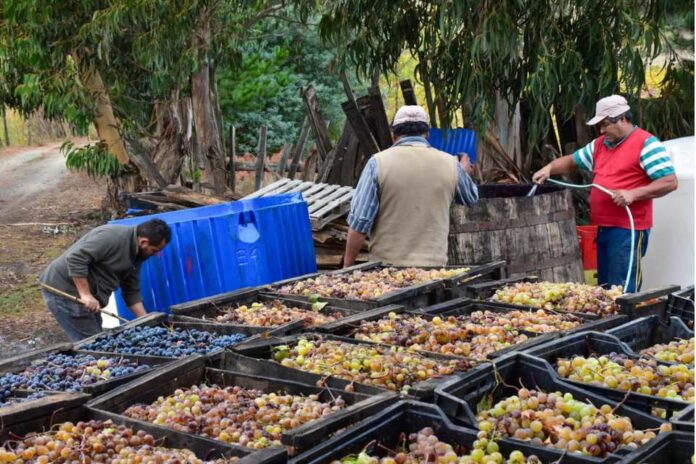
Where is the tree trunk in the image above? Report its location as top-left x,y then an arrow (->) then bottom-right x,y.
417,59 -> 438,128
190,7 -> 227,195
78,64 -> 130,165
493,93 -> 523,170
151,93 -> 187,184
103,170 -> 146,218
1,107 -> 8,146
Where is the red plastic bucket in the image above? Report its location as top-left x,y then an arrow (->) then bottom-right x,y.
577,225 -> 598,270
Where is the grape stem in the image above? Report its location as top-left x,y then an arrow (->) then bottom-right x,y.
551,448 -> 568,464
611,390 -> 632,414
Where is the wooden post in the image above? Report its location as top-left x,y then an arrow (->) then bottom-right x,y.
289,117 -> 310,180
320,120 -> 351,184
27,117 -> 32,145
277,143 -> 292,177
341,99 -> 380,157
300,85 -> 332,162
362,87 -> 392,150
399,80 -> 418,105
228,126 -> 236,191
340,73 -> 380,157
0,107 -> 8,146
255,125 -> 267,191
1,107 -> 8,146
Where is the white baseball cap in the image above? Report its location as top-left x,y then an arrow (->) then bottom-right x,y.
587,95 -> 631,126
392,105 -> 429,127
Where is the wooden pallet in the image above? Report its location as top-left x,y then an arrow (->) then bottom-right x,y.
244,179 -> 354,230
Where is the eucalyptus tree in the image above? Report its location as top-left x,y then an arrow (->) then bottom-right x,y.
0,0 -> 281,203
312,0 -> 691,167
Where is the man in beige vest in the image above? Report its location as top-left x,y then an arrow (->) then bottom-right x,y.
343,105 -> 479,267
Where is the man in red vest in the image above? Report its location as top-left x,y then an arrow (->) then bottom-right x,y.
533,95 -> 678,292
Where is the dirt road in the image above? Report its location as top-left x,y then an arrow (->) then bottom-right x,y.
0,143 -> 72,223
0,139 -> 105,357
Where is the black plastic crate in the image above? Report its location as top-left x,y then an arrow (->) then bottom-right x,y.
74,312 -> 263,358
291,400 -> 592,464
669,404 -> 694,433
615,431 -> 694,463
87,355 -> 397,457
315,299 -> 562,361
171,287 -> 362,334
228,332 -> 482,401
614,285 -> 682,319
0,391 -> 90,433
667,285 -> 694,329
525,332 -> 692,421
0,342 -> 171,396
461,275 -> 539,300
434,352 -> 666,463
422,298 -> 628,332
606,315 -> 693,360
0,394 -> 284,464
265,261 -> 506,311
473,278 -> 680,320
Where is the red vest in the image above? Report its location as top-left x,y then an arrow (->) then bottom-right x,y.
590,127 -> 653,230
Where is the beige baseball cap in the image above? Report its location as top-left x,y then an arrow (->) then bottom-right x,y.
587,95 -> 631,126
392,105 -> 429,126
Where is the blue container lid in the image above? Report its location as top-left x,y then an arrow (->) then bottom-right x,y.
429,128 -> 478,163
110,192 -> 305,226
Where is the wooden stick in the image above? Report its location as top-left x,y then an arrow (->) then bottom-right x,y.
39,283 -> 130,323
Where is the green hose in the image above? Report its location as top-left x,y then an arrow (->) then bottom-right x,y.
532,178 -> 636,291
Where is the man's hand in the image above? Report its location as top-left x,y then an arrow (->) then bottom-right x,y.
612,189 -> 638,207
532,165 -> 552,184
458,153 -> 473,175
79,294 -> 101,312
129,302 -> 148,318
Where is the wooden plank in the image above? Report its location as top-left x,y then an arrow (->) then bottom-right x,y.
301,86 -> 332,162
400,79 -> 418,105
302,149 -> 319,181
339,74 -> 380,158
255,125 -> 267,191
367,86 -> 393,150
308,187 -> 352,214
310,192 -> 354,230
298,182 -> 329,201
263,179 -> 304,196
342,99 -> 380,158
289,117 -> 310,180
128,150 -> 168,188
228,125 -> 236,191
286,181 -> 315,195
303,184 -> 339,204
277,143 -> 292,176
327,122 -> 354,185
244,178 -> 291,199
340,132 -> 360,186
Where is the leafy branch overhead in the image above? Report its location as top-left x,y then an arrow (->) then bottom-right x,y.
62,141 -> 126,178
312,0 -> 693,145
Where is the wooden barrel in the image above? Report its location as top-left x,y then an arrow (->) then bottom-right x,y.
448,184 -> 584,282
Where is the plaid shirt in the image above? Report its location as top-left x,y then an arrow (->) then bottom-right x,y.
348,136 -> 479,234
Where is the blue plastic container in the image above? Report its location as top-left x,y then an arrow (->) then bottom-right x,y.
110,192 -> 316,320
428,128 -> 478,162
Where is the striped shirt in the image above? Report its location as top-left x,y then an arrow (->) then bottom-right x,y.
348,138 -> 479,235
573,129 -> 675,180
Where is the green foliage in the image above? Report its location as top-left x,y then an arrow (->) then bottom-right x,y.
638,61 -> 695,141
312,0 -> 692,151
0,1 -> 280,143
218,14 -> 359,153
62,141 -> 125,178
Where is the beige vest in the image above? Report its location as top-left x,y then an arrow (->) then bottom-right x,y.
370,144 -> 458,266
